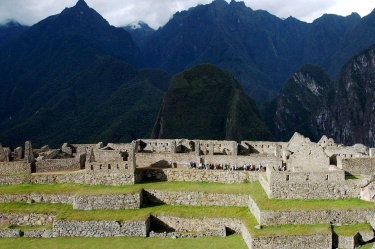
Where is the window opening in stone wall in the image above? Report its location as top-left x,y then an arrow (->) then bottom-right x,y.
286,175 -> 289,181
117,164 -> 119,170
99,164 -> 102,169
108,164 -> 111,169
326,175 -> 329,180
125,164 -> 128,169
90,165 -> 93,170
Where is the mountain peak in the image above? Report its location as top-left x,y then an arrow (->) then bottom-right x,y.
75,0 -> 89,8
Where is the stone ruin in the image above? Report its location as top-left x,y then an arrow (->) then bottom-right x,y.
0,132 -> 374,248
0,132 -> 374,201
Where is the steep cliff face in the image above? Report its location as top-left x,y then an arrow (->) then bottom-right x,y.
312,44 -> 375,146
267,43 -> 375,146
152,64 -> 272,141
272,65 -> 332,141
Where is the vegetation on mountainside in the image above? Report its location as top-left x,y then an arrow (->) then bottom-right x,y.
152,64 -> 272,141
0,1 -> 170,148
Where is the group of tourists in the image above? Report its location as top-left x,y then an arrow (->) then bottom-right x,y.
188,162 -> 266,171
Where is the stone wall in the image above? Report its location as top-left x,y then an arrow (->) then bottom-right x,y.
136,152 -> 200,168
29,172 -> 85,184
0,213 -> 55,226
257,209 -> 373,226
0,175 -> 31,185
0,229 -> 20,238
339,157 -> 375,175
143,190 -> 248,207
0,192 -> 141,210
35,156 -> 84,173
0,171 -> 85,185
85,170 -> 135,185
0,193 -> 72,204
85,162 -> 135,185
92,149 -> 125,162
53,218 -> 149,237
23,229 -> 53,238
0,162 -> 31,175
153,215 -> 242,235
264,168 -> 358,199
202,154 -> 281,168
240,141 -> 286,156
249,234 -> 332,249
136,168 -> 259,184
72,193 -> 142,210
139,139 -> 175,153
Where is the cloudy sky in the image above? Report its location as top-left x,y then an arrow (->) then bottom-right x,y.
1,0 -> 374,29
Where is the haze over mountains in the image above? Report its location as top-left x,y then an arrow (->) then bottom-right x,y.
1,0 -> 375,147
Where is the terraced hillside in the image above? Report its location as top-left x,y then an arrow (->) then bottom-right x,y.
0,175 -> 373,249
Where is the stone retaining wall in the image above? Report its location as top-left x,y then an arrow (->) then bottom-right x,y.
136,168 -> 259,184
144,190 -> 248,207
0,175 -> 31,185
153,215 -> 242,235
53,218 -> 149,237
0,213 -> 55,226
72,193 -> 142,210
29,172 -> 85,184
249,234 -> 332,249
85,168 -> 135,185
258,209 -> 373,226
23,229 -> 53,238
0,193 -> 72,204
0,229 -> 20,238
0,192 -> 142,210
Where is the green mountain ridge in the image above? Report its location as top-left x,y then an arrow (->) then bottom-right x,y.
152,64 -> 272,141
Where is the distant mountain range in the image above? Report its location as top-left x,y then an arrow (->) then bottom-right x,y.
133,0 -> 375,104
0,0 -> 169,147
1,0 -> 375,147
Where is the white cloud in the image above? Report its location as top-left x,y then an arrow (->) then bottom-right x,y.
0,0 -> 374,28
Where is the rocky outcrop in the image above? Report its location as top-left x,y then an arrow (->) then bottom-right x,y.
267,43 -> 375,146
360,173 -> 375,202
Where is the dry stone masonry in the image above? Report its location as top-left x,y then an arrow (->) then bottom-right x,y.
0,132 -> 374,248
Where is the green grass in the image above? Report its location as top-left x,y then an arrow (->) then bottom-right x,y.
0,183 -> 142,195
333,223 -> 373,236
0,181 -> 252,196
248,181 -> 375,210
0,234 -> 248,249
2,181 -> 373,213
0,202 -> 251,223
361,242 -> 375,249
140,180 -> 252,194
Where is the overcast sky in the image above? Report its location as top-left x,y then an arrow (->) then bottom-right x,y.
1,0 -> 374,29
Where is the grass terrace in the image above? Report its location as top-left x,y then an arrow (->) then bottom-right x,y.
332,223 -> 373,236
0,235 -> 248,249
0,181 -> 373,211
248,181 -> 375,210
